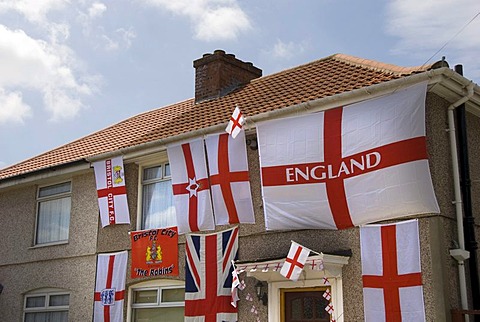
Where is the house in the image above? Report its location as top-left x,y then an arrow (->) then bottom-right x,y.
0,49 -> 479,321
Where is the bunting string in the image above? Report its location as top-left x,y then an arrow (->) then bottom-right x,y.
235,259 -> 324,273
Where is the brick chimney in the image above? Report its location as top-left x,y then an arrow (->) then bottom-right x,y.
193,50 -> 262,103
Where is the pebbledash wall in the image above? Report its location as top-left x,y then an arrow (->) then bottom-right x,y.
0,90 -> 478,321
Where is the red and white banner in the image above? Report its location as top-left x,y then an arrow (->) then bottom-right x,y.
167,139 -> 214,234
257,82 -> 439,230
360,220 -> 425,322
225,106 -> 245,139
205,131 -> 255,225
93,251 -> 128,322
93,156 -> 130,227
280,241 -> 311,281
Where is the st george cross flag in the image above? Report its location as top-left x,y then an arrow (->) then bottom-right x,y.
93,156 -> 130,227
167,139 -> 215,234
360,219 -> 425,322
280,241 -> 311,281
185,227 -> 239,322
231,264 -> 241,308
205,131 -> 255,225
93,251 -> 128,322
225,106 -> 245,138
257,82 -> 439,230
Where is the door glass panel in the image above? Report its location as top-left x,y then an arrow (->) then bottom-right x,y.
285,290 -> 330,322
304,297 -> 313,318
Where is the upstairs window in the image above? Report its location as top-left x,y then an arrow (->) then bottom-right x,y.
35,182 -> 71,245
140,163 -> 176,230
24,290 -> 69,322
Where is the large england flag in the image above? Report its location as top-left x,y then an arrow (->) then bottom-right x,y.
93,251 -> 128,322
185,227 -> 239,322
360,220 -> 425,321
167,139 -> 215,234
205,131 -> 255,225
257,82 -> 439,230
93,156 -> 130,227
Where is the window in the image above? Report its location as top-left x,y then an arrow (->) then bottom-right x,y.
128,280 -> 184,322
140,163 -> 176,230
24,290 -> 69,322
35,182 -> 71,245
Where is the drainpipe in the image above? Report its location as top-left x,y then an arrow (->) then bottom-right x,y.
447,80 -> 475,313
454,65 -> 480,321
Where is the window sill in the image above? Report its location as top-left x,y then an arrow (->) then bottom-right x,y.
29,240 -> 69,249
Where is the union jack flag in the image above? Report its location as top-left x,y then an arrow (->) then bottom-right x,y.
185,227 -> 239,321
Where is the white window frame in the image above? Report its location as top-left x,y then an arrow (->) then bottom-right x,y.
23,288 -> 70,322
136,154 -> 176,230
126,279 -> 185,322
34,181 -> 72,246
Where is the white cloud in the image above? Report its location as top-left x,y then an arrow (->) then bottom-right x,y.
99,27 -> 136,51
270,39 -> 306,59
116,27 -> 136,49
88,2 -> 107,18
0,0 -> 68,24
141,0 -> 251,41
0,88 -> 32,124
0,0 -> 70,43
76,3 -> 136,51
0,25 -> 97,121
386,0 -> 480,78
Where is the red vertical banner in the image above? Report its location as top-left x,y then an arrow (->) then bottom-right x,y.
130,227 -> 179,278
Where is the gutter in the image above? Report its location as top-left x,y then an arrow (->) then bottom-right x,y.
447,81 -> 475,312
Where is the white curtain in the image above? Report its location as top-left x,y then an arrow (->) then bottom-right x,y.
25,311 -> 68,322
36,197 -> 71,244
142,180 -> 176,229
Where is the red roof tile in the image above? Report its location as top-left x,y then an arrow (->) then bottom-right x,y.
0,53 -> 430,181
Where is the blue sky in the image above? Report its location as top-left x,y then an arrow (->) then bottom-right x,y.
1,0 -> 479,168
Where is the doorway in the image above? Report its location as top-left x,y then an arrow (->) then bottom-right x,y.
282,288 -> 330,322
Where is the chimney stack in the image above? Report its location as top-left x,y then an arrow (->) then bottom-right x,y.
193,50 -> 262,103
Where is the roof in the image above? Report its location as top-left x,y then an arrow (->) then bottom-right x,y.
0,53 -> 431,181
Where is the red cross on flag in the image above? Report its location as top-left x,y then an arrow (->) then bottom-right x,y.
185,227 -> 239,321
257,82 -> 439,230
168,139 -> 215,234
93,156 -> 130,227
360,219 -> 425,321
225,106 -> 245,138
280,241 -> 311,281
93,251 -> 127,322
205,131 -> 255,225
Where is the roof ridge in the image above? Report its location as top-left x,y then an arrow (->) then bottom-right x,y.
332,53 -> 430,75
249,54 -> 338,83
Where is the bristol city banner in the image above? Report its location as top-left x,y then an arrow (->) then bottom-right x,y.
93,156 -> 130,227
257,82 -> 439,230
130,227 -> 179,278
